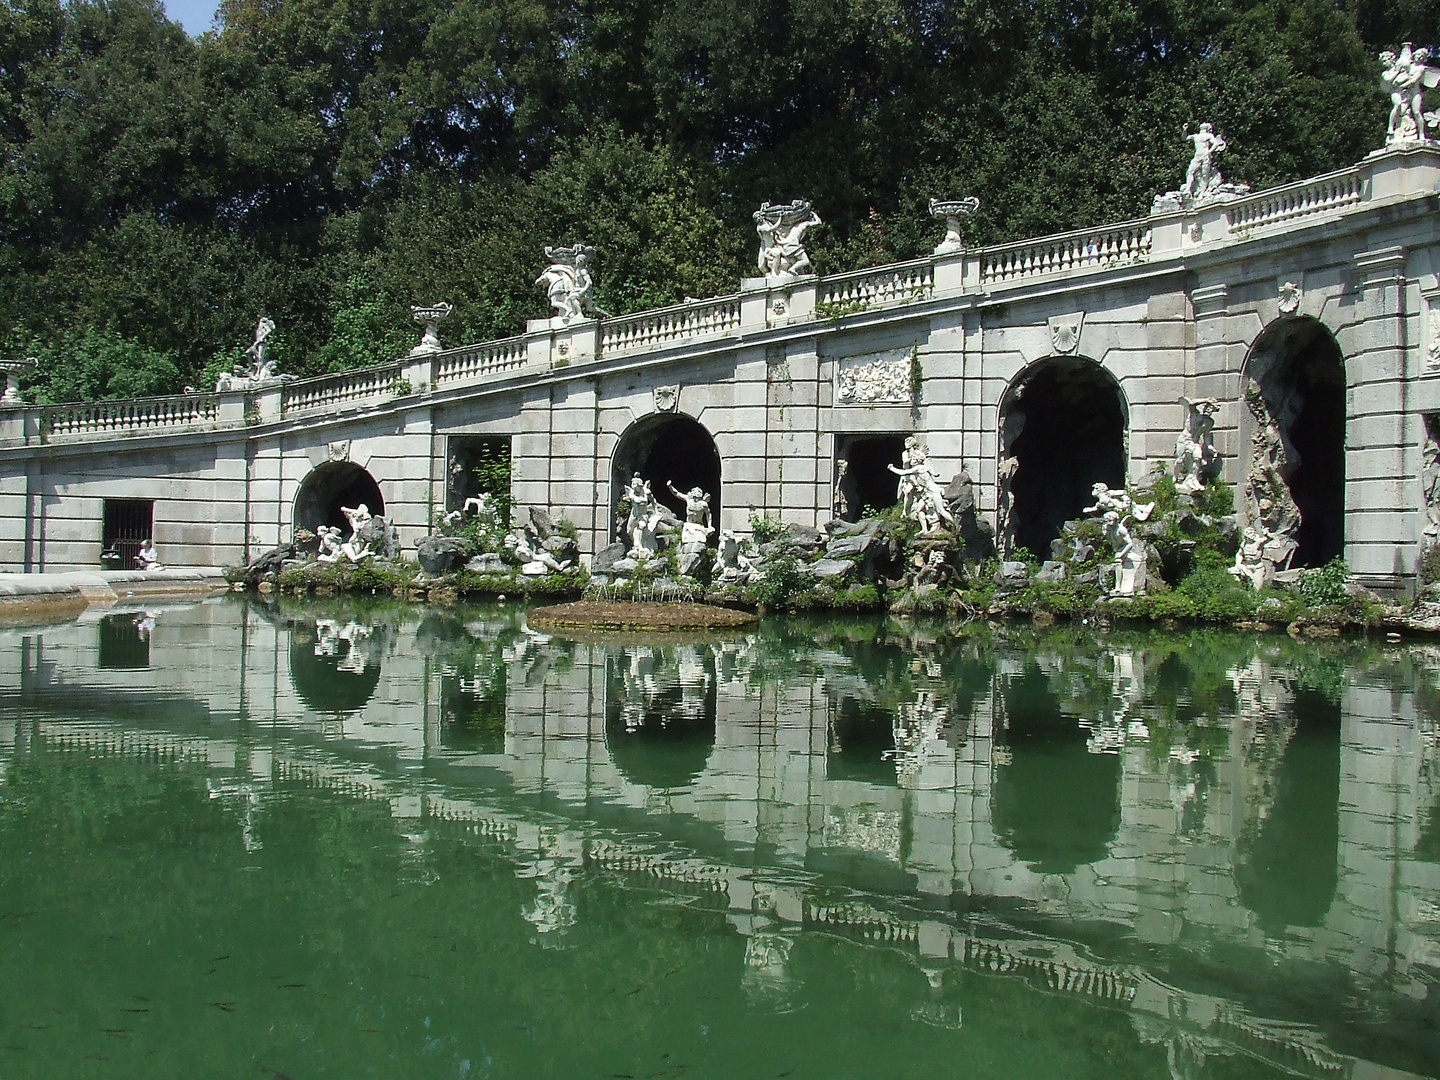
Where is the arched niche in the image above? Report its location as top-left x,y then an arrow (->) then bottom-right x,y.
990,665 -> 1121,875
1242,316 -> 1346,568
610,413 -> 721,537
293,461 -> 386,536
998,356 -> 1129,558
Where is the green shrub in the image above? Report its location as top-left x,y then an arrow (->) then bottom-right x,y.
750,512 -> 785,544
1201,481 -> 1234,517
1176,563 -> 1256,621
748,548 -> 809,610
1419,543 -> 1440,586
1299,557 -> 1349,608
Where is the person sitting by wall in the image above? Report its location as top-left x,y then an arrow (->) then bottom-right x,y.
134,539 -> 163,571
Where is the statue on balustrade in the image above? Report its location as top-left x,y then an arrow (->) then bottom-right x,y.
754,201 -> 821,280
1152,123 -> 1249,212
536,245 -> 602,322
1381,44 -> 1438,146
216,317 -> 294,392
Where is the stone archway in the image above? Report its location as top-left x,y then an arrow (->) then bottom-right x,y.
294,461 -> 385,536
998,356 -> 1128,558
1243,317 -> 1346,568
611,414 -> 721,539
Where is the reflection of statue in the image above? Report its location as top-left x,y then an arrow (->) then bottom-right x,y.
535,245 -> 600,322
1174,396 -> 1221,495
887,437 -> 955,533
754,201 -> 821,280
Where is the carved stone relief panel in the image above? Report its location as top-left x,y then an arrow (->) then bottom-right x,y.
835,349 -> 913,405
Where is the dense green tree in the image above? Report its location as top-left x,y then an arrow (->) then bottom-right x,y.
0,0 -> 1436,401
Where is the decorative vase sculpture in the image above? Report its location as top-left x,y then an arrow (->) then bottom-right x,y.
0,356 -> 36,405
410,302 -> 453,355
928,197 -> 979,255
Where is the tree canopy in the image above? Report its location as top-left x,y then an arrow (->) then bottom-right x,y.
1,0 -> 1435,400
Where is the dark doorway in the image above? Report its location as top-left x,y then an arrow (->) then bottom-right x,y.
102,498 -> 154,568
1246,318 -> 1346,568
98,613 -> 151,669
611,415 -> 721,538
1001,357 -> 1127,558
293,463 -> 385,536
991,665 -> 1121,875
446,435 -> 512,522
836,435 -> 906,521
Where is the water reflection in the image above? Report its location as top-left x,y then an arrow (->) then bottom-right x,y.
3,600 -> 1439,1077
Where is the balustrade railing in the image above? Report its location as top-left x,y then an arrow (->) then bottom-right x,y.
978,220 -> 1152,284
434,335 -> 531,386
281,362 -> 402,415
600,294 -> 742,355
818,259 -> 935,311
43,393 -> 219,438
1224,166 -> 1367,234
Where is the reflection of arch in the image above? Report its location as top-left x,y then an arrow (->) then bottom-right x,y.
611,414 -> 721,538
991,666 -> 1121,874
1236,690 -> 1340,931
603,646 -> 716,789
293,462 -> 385,536
998,356 -> 1128,558
1242,317 -> 1346,568
288,622 -> 381,715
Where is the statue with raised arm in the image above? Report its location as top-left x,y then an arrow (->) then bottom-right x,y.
667,480 -> 714,545
887,437 -> 955,534
1174,396 -> 1221,495
1153,122 -> 1248,211
621,475 -> 663,559
216,316 -> 290,391
536,245 -> 601,322
754,201 -> 821,280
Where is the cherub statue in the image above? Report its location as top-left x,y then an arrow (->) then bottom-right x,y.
1381,44 -> 1438,146
316,524 -> 344,563
1083,482 -> 1154,522
754,201 -> 821,279
536,245 -> 602,322
1102,510 -> 1146,597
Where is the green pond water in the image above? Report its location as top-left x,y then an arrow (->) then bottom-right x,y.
1,598 -> 1438,1079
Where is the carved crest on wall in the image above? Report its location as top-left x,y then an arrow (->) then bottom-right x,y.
1429,308 -> 1440,370
1047,312 -> 1085,355
1278,280 -> 1302,314
653,385 -> 679,412
328,440 -> 351,462
836,350 -> 912,404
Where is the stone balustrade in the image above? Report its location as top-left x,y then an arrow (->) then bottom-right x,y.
1224,165 -> 1369,235
599,294 -> 743,355
41,393 -> 219,439
280,362 -> 403,417
978,218 -> 1154,284
433,335 -> 531,386
817,258 -> 935,311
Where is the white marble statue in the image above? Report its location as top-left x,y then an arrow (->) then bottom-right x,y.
1174,395 -> 1221,495
409,302 -> 453,356
0,355 -> 36,405
1424,418 -> 1440,543
1230,380 -> 1300,588
461,493 -> 498,530
887,437 -> 955,534
1102,511 -> 1146,597
1381,44 -> 1438,146
316,524 -> 345,562
216,317 -> 290,392
535,245 -> 599,322
505,522 -> 571,575
1152,123 -> 1249,211
754,201 -> 821,280
667,480 -> 714,544
1083,482 -> 1154,522
713,529 -> 754,585
621,475 -> 663,559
